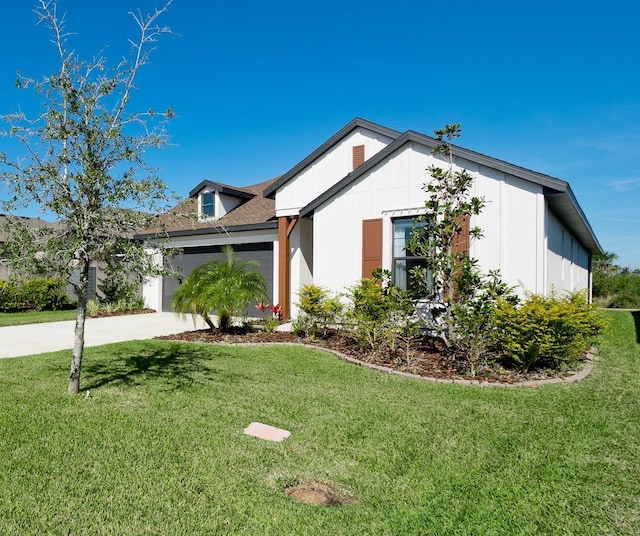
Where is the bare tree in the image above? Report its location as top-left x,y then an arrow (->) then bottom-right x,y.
0,1 -> 175,394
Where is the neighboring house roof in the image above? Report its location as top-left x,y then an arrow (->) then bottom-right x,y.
0,214 -> 53,243
263,117 -> 402,198
296,129 -> 603,255
136,177 -> 278,239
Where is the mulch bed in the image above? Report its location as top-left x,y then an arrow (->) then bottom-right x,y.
154,328 -> 586,384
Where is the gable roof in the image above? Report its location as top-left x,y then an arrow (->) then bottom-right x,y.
136,177 -> 278,239
188,180 -> 256,200
263,117 -> 402,198
298,129 -> 603,254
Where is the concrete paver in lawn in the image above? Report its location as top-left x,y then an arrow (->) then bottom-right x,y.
0,312 -> 206,359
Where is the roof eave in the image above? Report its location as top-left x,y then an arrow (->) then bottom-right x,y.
189,180 -> 255,200
298,130 -> 602,254
134,221 -> 278,240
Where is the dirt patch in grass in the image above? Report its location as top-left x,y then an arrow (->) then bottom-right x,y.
155,328 -> 590,384
285,480 -> 356,506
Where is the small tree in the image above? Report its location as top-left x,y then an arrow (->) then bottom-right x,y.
0,1 -> 174,394
172,245 -> 268,332
408,123 -> 485,307
408,123 -> 516,371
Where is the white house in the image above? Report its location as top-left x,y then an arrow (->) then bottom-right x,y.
138,118 -> 602,318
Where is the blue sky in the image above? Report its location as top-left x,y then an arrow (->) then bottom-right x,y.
1,0 -> 639,268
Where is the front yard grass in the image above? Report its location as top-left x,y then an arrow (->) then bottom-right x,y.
0,310 -> 638,534
0,309 -> 77,326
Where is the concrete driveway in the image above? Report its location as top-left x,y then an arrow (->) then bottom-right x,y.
0,312 -> 207,359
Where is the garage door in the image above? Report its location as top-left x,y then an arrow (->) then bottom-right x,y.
161,243 -> 274,313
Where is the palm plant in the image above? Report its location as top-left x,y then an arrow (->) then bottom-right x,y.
171,245 -> 267,331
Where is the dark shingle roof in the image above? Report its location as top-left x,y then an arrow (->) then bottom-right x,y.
136,177 -> 278,239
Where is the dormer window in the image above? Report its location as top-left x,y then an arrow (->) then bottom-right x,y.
190,180 -> 256,221
201,192 -> 215,218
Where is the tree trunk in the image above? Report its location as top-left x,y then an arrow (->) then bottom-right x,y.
68,260 -> 89,395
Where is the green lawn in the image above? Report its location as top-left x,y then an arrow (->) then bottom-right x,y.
0,309 -> 77,326
0,311 -> 638,535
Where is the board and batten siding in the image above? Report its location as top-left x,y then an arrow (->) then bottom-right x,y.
545,209 -> 590,294
311,142 -> 433,293
310,141 -> 578,298
275,127 -> 395,216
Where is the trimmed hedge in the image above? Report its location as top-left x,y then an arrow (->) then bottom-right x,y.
0,277 -> 71,312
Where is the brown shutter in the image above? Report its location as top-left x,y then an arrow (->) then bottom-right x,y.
452,215 -> 470,257
353,145 -> 365,169
362,218 -> 383,279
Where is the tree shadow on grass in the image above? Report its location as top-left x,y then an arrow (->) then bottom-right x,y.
82,342 -> 251,392
632,311 -> 640,344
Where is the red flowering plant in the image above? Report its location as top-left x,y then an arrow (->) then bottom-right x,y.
270,304 -> 282,320
255,302 -> 282,333
255,302 -> 270,313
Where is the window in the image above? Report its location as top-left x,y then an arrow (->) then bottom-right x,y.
201,192 -> 215,218
392,217 -> 431,297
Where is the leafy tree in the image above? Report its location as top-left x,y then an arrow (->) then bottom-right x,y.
408,124 -> 485,304
0,1 -> 174,394
592,251 -> 640,308
592,251 -> 619,299
407,123 -> 516,371
172,245 -> 268,332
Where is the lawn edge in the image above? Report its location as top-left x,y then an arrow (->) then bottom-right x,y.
165,339 -> 597,388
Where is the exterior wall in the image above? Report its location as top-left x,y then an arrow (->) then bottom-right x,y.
312,142 -> 433,293
310,142 -> 553,300
545,209 -> 590,294
142,249 -> 164,311
275,127 -> 395,216
289,217 -> 314,317
218,192 -> 244,217
468,161 -> 546,296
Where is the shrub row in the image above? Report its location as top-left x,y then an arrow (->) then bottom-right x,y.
0,277 -> 71,312
294,281 -> 606,375
86,296 -> 146,316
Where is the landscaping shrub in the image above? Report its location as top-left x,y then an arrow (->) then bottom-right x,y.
254,302 -> 283,333
493,291 -> 606,371
607,291 -> 640,309
294,284 -> 343,338
592,253 -> 640,309
85,296 -> 145,316
98,274 -> 139,304
0,277 -> 70,312
172,245 -> 267,331
346,272 -> 419,358
448,268 -> 519,375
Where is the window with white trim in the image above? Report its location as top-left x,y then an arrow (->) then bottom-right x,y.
201,192 -> 215,218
